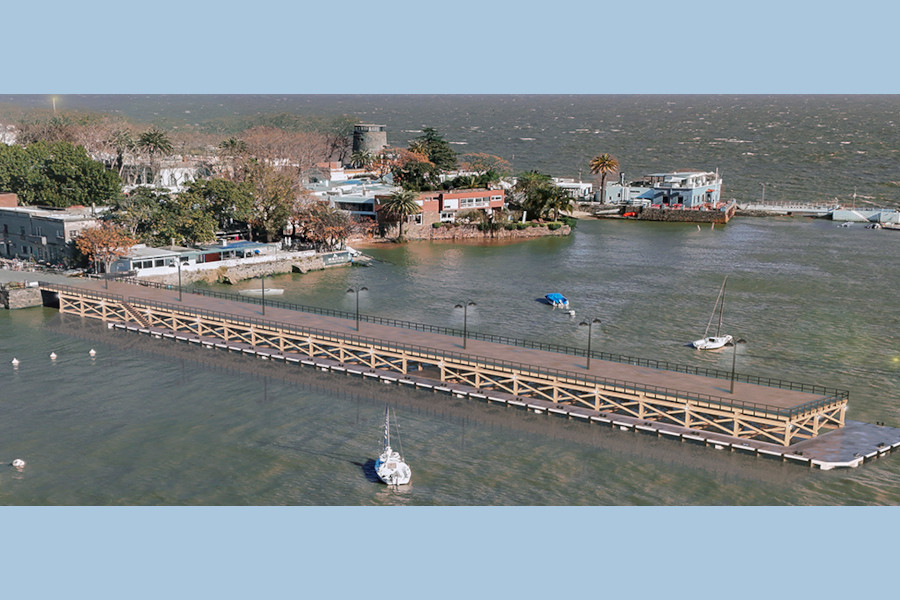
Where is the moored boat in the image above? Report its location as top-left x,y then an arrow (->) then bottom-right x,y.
691,277 -> 733,350
375,407 -> 411,486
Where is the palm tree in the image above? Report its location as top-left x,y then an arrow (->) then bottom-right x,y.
107,129 -> 134,181
547,187 -> 575,221
138,128 -> 174,184
349,150 -> 374,170
379,189 -> 421,240
589,153 -> 619,202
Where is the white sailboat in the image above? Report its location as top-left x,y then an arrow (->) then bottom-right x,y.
691,276 -> 733,350
375,407 -> 411,485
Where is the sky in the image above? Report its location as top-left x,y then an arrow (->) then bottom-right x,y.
3,1 -> 899,597
5,0 -> 900,93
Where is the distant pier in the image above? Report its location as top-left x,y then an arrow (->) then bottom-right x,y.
36,279 -> 900,469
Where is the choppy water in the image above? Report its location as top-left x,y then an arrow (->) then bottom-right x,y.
2,94 -> 899,205
2,217 -> 898,505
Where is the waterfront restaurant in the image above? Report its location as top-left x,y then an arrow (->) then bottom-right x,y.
604,170 -> 722,208
110,240 -> 280,277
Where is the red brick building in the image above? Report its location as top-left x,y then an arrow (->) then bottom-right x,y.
375,188 -> 506,227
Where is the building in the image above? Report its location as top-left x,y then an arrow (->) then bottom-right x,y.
552,178 -> 593,200
306,178 -> 399,221
604,170 -> 722,208
0,196 -> 103,264
109,240 -> 282,277
352,124 -> 388,154
375,188 -> 506,227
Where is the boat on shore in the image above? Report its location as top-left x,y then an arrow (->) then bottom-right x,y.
238,288 -> 284,296
375,407 -> 411,486
691,277 -> 733,350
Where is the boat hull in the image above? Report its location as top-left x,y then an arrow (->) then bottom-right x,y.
375,448 -> 411,485
692,335 -> 733,350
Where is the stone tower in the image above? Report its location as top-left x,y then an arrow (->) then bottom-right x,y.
352,124 -> 387,154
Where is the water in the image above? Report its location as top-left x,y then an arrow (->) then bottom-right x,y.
2,94 -> 899,206
0,95 -> 899,505
2,217 -> 898,505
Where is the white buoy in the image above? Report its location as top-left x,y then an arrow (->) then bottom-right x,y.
11,357 -> 19,366
89,348 -> 96,357
50,352 -> 57,360
12,459 -> 25,469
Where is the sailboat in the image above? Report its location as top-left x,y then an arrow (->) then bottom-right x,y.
374,407 -> 411,485
691,276 -> 733,350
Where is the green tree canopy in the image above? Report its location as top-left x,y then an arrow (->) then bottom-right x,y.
180,178 -> 255,233
408,127 -> 457,171
0,141 -> 121,207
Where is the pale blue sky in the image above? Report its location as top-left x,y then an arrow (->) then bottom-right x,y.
5,0 -> 900,93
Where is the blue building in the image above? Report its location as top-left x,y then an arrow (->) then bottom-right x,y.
605,170 -> 723,209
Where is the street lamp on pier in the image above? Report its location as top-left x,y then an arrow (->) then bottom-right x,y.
730,338 -> 747,394
579,318 -> 602,369
454,300 -> 476,349
347,286 -> 368,331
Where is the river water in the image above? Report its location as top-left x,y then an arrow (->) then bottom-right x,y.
2,216 -> 898,505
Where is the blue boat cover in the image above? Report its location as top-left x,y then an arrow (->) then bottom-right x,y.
545,293 -> 567,303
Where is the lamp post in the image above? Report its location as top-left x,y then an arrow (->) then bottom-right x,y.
261,273 -> 265,315
730,338 -> 747,394
347,286 -> 368,331
579,318 -> 602,369
454,300 -> 476,349
177,259 -> 183,302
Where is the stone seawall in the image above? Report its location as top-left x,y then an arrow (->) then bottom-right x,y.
637,204 -> 737,224
382,222 -> 572,241
1,285 -> 43,309
139,255 -> 350,286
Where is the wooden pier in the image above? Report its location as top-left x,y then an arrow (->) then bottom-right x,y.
37,279 -> 855,453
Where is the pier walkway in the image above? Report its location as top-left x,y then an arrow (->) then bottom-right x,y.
39,278 -> 850,449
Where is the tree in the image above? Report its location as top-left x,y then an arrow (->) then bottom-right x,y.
409,127 -> 457,171
180,178 -> 255,234
378,189 -> 421,240
107,129 -> 135,180
349,150 -> 374,169
392,158 -> 441,191
0,140 -> 121,207
74,222 -> 137,274
137,128 -> 174,184
240,160 -> 297,242
589,153 -> 619,202
460,153 -> 511,175
108,186 -> 168,240
292,202 -> 352,251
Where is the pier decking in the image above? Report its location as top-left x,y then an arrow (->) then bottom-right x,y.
38,279 -> 854,454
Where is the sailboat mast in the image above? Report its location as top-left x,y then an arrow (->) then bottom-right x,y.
715,277 -> 726,337
384,407 -> 390,449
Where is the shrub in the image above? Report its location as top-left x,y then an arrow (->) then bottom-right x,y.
504,223 -> 516,230
432,222 -> 443,229
516,222 -> 527,230
548,222 -> 561,231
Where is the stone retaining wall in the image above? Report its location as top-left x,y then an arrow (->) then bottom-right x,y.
637,203 -> 737,224
1,285 -> 43,309
383,221 -> 572,241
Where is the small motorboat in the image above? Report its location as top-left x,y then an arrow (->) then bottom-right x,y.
545,293 -> 569,308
